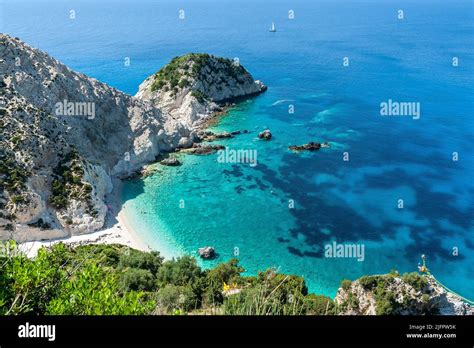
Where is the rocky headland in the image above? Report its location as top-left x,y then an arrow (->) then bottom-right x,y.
0,34 -> 266,241
136,53 -> 267,131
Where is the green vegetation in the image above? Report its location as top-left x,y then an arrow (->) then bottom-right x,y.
357,273 -> 433,315
304,294 -> 336,315
27,218 -> 51,230
150,53 -> 248,99
48,150 -> 95,214
0,147 -> 29,195
0,242 -> 153,315
0,242 -> 339,315
10,135 -> 22,146
358,275 -> 380,290
0,241 -> 439,316
11,194 -> 27,205
402,272 -> 428,292
341,279 -> 352,291
357,275 -> 401,314
221,272 -> 309,315
215,56 -> 246,80
150,53 -> 209,93
0,147 -> 30,221
191,90 -> 207,103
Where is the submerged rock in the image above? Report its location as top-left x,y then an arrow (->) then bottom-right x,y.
184,144 -> 225,155
231,130 -> 249,135
160,157 -> 181,166
196,130 -> 232,142
258,129 -> 272,140
196,130 -> 248,142
198,246 -> 216,259
289,141 -> 330,151
214,132 -> 233,139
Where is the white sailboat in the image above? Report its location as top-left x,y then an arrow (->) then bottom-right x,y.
269,22 -> 276,32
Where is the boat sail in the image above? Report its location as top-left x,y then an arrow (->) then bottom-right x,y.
269,22 -> 276,32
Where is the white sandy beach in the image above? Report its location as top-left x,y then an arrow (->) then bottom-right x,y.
18,179 -> 152,258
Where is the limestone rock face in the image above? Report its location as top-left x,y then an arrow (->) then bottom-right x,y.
53,163 -> 112,235
8,187 -> 45,225
0,35 -> 169,238
0,35 -> 266,241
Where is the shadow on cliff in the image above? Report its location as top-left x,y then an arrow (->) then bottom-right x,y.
104,177 -> 146,229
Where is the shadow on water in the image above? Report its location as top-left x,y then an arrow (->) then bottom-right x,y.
107,177 -> 147,227
246,148 -> 473,264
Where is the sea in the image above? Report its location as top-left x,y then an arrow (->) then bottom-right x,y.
1,0 -> 473,298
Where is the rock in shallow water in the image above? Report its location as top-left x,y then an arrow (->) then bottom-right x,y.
184,144 -> 225,155
258,129 -> 272,140
198,246 -> 215,259
160,157 -> 181,166
289,141 -> 330,151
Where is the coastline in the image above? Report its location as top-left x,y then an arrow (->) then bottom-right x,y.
19,178 -> 151,258
18,106 -> 234,259
3,36 -> 267,260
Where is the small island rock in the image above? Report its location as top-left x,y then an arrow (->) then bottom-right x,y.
198,246 -> 216,259
289,141 -> 330,151
160,157 -> 181,166
258,129 -> 272,140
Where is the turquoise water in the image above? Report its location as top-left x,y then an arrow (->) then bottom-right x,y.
2,0 -> 473,298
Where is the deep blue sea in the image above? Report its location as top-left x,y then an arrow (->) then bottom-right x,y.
2,0 -> 473,298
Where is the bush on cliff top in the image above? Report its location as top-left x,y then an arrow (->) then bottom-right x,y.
2,241 -> 435,316
150,53 -> 247,96
151,53 -> 211,92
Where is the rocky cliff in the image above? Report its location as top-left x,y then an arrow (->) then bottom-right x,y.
334,272 -> 473,315
0,35 -> 266,240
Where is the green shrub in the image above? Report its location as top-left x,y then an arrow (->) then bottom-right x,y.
156,255 -> 202,288
191,90 -> 207,103
0,242 -> 154,315
66,244 -> 124,268
223,282 -> 307,315
341,279 -> 352,291
10,135 -> 21,145
11,195 -> 26,205
0,148 -> 29,195
223,270 -> 309,315
347,293 -> 360,309
358,275 -> 380,290
48,151 -> 94,213
375,290 -> 398,315
402,272 -> 427,292
203,258 -> 245,305
150,53 -> 240,100
156,284 -> 199,313
118,249 -> 163,274
178,78 -> 189,88
0,240 -> 434,316
47,263 -> 154,315
304,294 -> 336,315
120,268 -> 155,292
